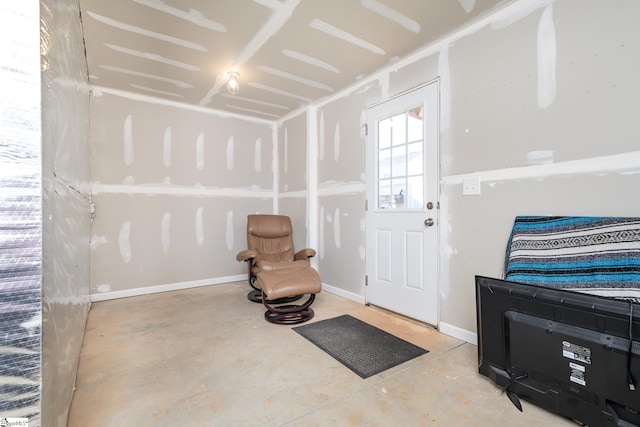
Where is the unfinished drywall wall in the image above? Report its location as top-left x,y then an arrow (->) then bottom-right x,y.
89,91 -> 275,298
445,3 -> 640,174
41,0 -> 92,425
277,112 -> 309,250
0,2 -> 42,424
437,0 -> 640,340
316,87 -> 378,297
278,93 -> 374,288
300,0 -> 640,342
84,0 -> 639,345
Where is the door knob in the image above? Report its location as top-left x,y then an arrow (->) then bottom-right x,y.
424,218 -> 434,227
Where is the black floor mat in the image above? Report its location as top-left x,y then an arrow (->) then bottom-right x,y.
293,314 -> 428,378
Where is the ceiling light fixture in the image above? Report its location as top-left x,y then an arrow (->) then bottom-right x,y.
226,71 -> 239,94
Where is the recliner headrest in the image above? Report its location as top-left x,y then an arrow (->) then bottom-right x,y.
247,214 -> 292,238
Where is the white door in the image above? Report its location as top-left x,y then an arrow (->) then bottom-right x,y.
365,81 -> 439,326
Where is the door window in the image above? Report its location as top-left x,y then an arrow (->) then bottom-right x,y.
376,106 -> 424,210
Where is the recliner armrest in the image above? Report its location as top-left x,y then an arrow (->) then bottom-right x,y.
236,249 -> 257,262
294,248 -> 316,260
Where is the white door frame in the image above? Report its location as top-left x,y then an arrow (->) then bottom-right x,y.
364,79 -> 440,326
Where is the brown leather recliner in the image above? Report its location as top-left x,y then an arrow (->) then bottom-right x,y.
236,214 -> 322,324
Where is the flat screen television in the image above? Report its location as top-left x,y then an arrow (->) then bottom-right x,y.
475,275 -> 640,427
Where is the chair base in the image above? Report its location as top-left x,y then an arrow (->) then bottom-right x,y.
262,293 -> 316,325
264,307 -> 314,324
247,289 -> 262,303
247,289 -> 302,305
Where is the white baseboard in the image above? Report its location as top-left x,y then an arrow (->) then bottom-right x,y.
321,283 -> 366,304
439,322 -> 477,345
90,274 -> 246,302
91,277 -> 362,303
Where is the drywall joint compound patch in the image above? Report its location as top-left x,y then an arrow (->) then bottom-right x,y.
119,222 -> 132,263
334,122 -> 341,162
195,207 -> 204,246
255,137 -> 262,172
161,212 -> 171,252
333,208 -> 341,248
537,4 -> 556,109
163,127 -> 172,167
226,135 -> 234,170
226,210 -> 234,251
196,132 -> 205,170
319,112 -> 325,161
132,0 -> 227,32
124,114 -> 134,165
457,0 -> 476,13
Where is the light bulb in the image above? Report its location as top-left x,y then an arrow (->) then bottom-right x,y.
227,71 -> 239,94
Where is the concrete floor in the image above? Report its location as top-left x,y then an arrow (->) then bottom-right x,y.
67,282 -> 576,426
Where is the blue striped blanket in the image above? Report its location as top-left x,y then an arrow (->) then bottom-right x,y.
503,216 -> 640,301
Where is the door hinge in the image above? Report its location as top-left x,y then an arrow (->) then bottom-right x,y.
365,199 -> 368,211
363,123 -> 368,136
365,275 -> 368,286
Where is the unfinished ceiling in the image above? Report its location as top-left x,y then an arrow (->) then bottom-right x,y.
79,0 -> 508,120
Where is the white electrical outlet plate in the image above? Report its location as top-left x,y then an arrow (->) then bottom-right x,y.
462,177 -> 481,196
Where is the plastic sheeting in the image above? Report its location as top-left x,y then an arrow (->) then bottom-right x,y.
0,1 -> 42,423
41,0 -> 92,426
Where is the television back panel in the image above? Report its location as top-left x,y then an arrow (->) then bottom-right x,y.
476,276 -> 640,427
506,311 -> 640,424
